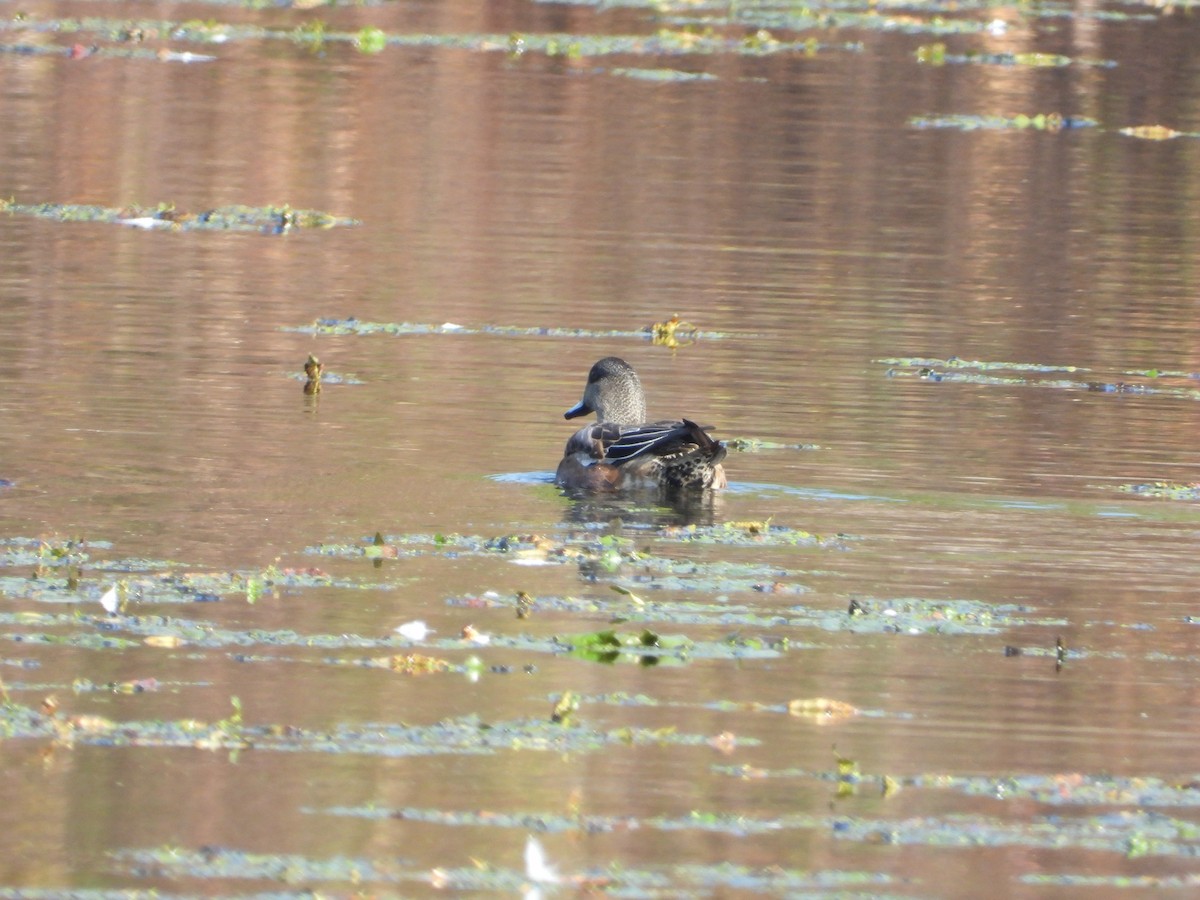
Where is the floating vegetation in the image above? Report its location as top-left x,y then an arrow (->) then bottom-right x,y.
908,114 -> 1199,140
0,40 -> 216,62
356,653 -> 452,675
0,558 -> 374,611
787,697 -> 860,723
502,26 -> 851,58
302,355 -> 322,394
838,807 -> 1200,857
442,590 -> 1057,636
0,534 -> 1047,671
1120,125 -> 1200,140
575,690 -> 875,725
283,316 -> 738,341
290,358 -> 363,389
546,0 -> 1159,26
556,628 -> 694,664
1122,367 -> 1200,379
354,25 -> 387,54
0,520 -> 1185,892
113,841 -> 890,894
0,691 -> 753,756
0,602 -> 793,659
322,782 -> 1200,857
549,689 -> 579,724
307,527 -> 833,593
608,67 -> 717,82
1117,482 -> 1200,501
914,43 -> 1114,68
0,199 -> 357,233
0,15 -> 864,61
648,313 -> 700,348
116,846 -> 427,891
828,595 -> 1061,635
0,536 -> 99,572
655,521 -> 843,548
312,530 -> 603,564
908,113 -> 1099,131
725,437 -> 820,452
878,357 -> 1086,373
880,356 -> 1200,402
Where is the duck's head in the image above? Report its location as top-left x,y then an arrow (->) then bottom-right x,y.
564,357 -> 647,426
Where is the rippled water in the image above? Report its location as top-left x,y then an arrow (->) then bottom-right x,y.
2,0 -> 1200,894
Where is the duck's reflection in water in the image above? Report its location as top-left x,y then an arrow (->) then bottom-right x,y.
559,485 -> 725,530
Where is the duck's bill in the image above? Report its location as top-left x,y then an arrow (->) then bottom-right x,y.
564,400 -> 593,420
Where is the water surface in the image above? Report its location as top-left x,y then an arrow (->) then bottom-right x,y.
2,0 -> 1200,894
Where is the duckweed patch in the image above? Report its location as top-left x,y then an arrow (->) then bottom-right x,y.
0,11 -> 864,64
837,596 -> 1064,635
313,529 -> 795,570
880,357 -> 1200,402
442,591 -> 1057,636
310,524 -> 841,563
1117,482 -> 1200,501
0,607 -> 788,662
826,809 -> 1200,857
715,764 -> 1200,813
0,536 -> 111,569
117,846 -> 416,889
283,317 -> 737,341
0,531 -> 1061,657
726,437 -> 820,452
309,530 -> 619,564
308,528 -> 828,594
549,0 -> 1159,27
655,521 -> 845,548
0,520 -> 1179,892
0,610 -> 410,651
582,691 -> 875,722
0,199 -> 357,233
0,40 -> 217,63
909,112 -> 1099,131
114,842 -> 892,894
913,46 -> 1114,69
0,565 -> 371,609
321,795 -> 1200,860
555,627 -> 693,664
0,698 -> 746,757
878,356 -> 1087,373
938,772 -> 1200,808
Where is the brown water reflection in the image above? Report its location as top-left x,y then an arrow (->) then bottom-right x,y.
3,0 -> 1200,893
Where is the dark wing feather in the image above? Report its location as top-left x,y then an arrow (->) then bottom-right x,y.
604,419 -> 720,464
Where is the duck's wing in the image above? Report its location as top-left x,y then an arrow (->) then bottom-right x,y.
604,419 -> 722,464
563,422 -> 626,459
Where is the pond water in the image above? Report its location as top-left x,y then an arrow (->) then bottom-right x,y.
2,0 -> 1200,894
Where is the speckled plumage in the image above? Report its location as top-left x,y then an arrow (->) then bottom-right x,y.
555,357 -> 727,492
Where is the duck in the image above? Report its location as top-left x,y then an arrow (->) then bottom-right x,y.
555,356 -> 727,491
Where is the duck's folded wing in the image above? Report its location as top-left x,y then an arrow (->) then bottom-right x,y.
604,419 -> 720,464
564,421 -> 626,457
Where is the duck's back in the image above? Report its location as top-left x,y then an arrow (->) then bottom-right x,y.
556,419 -> 726,490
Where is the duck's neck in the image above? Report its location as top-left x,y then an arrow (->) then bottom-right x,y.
599,394 -> 646,426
